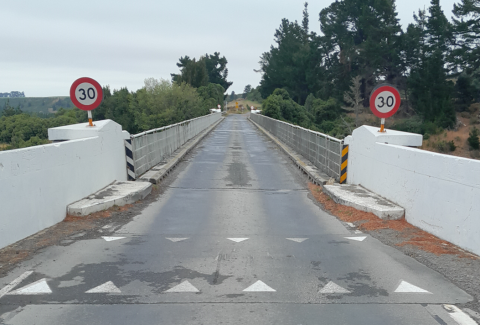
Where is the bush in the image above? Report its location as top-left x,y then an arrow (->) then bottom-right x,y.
468,127 -> 480,149
467,127 -> 480,149
435,140 -> 456,153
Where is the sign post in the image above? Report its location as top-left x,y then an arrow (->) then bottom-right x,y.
70,77 -> 104,127
369,84 -> 401,133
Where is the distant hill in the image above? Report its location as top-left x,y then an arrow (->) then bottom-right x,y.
0,97 -> 74,114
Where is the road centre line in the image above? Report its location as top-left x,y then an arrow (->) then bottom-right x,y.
0,270 -> 33,299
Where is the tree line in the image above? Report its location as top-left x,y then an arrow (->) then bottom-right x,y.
258,0 -> 480,137
0,52 -> 232,150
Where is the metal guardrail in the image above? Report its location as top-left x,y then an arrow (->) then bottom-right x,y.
250,113 -> 343,181
129,113 -> 222,178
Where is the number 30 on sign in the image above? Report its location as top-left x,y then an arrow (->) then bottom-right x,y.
369,84 -> 401,119
70,77 -> 103,111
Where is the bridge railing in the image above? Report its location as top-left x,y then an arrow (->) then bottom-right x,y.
129,113 -> 222,179
250,113 -> 343,181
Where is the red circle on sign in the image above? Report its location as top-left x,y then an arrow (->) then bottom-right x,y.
70,77 -> 103,111
369,85 -> 401,118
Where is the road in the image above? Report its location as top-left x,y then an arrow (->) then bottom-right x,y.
0,114 -> 473,324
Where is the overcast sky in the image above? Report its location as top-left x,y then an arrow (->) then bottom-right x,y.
1,0 -> 459,97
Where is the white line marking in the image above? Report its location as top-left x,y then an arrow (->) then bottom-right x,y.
319,281 -> 351,294
243,280 -> 276,292
227,238 -> 249,243
8,278 -> 52,295
166,238 -> 189,242
86,281 -> 121,293
444,305 -> 478,325
164,281 -> 199,293
102,236 -> 126,242
394,280 -> 431,293
346,222 -> 356,227
344,236 -> 367,242
0,271 -> 33,298
286,238 -> 308,243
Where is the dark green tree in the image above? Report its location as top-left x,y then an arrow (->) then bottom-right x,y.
171,57 -> 209,88
452,0 -> 480,72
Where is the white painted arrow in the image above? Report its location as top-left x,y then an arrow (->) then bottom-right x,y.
319,281 -> 351,294
344,236 -> 367,242
243,280 -> 276,292
102,236 -> 126,242
86,281 -> 121,293
227,238 -> 249,243
164,281 -> 199,293
8,278 -> 52,295
286,238 -> 308,243
166,238 -> 189,242
394,281 -> 431,293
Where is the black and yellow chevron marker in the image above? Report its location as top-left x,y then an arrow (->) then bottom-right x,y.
340,144 -> 348,184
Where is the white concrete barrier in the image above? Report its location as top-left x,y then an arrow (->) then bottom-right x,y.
0,120 -> 129,249
345,126 -> 480,256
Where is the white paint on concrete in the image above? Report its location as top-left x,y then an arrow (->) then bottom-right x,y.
394,281 -> 431,293
346,125 -> 480,256
354,230 -> 363,234
86,281 -> 121,293
346,222 -> 356,228
0,271 -> 33,298
0,120 -> 129,250
166,238 -> 189,242
164,281 -> 199,293
319,281 -> 351,294
243,280 -> 276,292
286,238 -> 308,243
227,238 -> 249,243
444,305 -> 478,325
344,236 -> 367,242
8,278 -> 52,295
68,181 -> 152,216
102,236 -> 126,242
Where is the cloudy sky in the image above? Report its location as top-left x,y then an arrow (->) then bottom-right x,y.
2,0 -> 459,97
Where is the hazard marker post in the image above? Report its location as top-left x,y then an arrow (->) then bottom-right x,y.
369,84 -> 401,133
70,77 -> 104,127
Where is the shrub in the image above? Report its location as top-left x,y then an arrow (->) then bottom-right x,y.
468,127 -> 480,149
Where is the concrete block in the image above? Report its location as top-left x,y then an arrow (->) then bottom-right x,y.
323,184 -> 405,220
67,181 -> 152,216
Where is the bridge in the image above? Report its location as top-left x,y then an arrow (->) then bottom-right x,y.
0,113 -> 479,324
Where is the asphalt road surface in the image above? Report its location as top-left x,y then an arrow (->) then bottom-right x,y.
0,115 -> 474,324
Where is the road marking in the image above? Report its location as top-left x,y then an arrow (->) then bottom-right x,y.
354,230 -> 363,234
394,280 -> 431,293
86,281 -> 121,293
319,281 -> 351,294
346,222 -> 356,227
8,278 -> 52,295
344,236 -> 367,242
166,238 -> 189,242
243,280 -> 276,292
164,281 -> 199,293
0,271 -> 33,299
444,305 -> 478,325
286,238 -> 308,243
102,236 -> 126,242
227,238 -> 249,243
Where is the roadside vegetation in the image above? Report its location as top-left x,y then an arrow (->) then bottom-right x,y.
0,52 -> 231,151
255,0 -> 480,149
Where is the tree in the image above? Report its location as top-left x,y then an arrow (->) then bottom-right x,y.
343,76 -> 363,126
407,2 -> 456,128
468,126 -> 480,149
243,84 -> 252,95
452,0 -> 480,72
204,52 -> 233,92
171,57 -> 209,88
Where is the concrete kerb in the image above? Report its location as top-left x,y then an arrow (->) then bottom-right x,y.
247,117 -> 330,185
138,117 -> 225,184
248,117 -> 405,220
67,181 -> 152,216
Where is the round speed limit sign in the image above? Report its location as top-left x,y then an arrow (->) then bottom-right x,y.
369,84 -> 401,118
70,77 -> 103,111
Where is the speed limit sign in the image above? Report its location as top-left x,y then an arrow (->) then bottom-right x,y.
369,84 -> 401,118
70,77 -> 103,111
